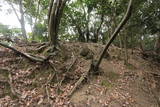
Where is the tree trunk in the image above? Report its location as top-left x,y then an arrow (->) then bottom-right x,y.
19,0 -> 27,41
48,0 -> 67,47
124,31 -> 128,64
7,0 -> 27,41
154,32 -> 160,54
118,33 -> 123,56
93,14 -> 104,43
92,0 -> 133,71
78,29 -> 85,42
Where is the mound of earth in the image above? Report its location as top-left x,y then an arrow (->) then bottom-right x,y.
0,42 -> 160,107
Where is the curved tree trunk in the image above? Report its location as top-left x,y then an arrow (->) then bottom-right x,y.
93,0 -> 133,71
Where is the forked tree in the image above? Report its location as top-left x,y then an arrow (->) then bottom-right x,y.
48,0 -> 68,48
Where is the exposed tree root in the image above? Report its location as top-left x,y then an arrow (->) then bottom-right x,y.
59,54 -> 77,86
0,42 -> 47,63
66,54 -> 77,73
8,73 -> 21,98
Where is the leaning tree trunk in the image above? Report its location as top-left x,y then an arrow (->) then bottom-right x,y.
48,0 -> 67,47
154,32 -> 160,54
67,0 -> 133,97
93,0 -> 133,71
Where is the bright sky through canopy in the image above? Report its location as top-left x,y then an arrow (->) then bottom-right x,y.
0,0 -> 31,32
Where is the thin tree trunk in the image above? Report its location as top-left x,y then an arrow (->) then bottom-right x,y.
7,0 -> 27,41
67,13 -> 85,42
19,0 -> 27,41
32,0 -> 41,40
118,33 -> 123,56
94,14 -> 104,43
93,0 -> 133,71
154,32 -> 160,54
124,31 -> 128,64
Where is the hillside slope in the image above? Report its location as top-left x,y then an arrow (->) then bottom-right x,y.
0,42 -> 160,107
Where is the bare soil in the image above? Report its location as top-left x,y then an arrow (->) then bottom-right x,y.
0,42 -> 160,107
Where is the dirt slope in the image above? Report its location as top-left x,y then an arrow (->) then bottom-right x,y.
0,42 -> 160,107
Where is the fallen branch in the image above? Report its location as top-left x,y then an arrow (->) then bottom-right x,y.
0,42 -> 45,62
66,54 -> 77,73
59,55 -> 77,86
67,61 -> 91,97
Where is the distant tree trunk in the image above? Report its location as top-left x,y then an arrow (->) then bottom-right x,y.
7,0 -> 27,41
118,33 -> 123,56
124,31 -> 128,64
92,0 -> 133,71
139,36 -> 144,52
93,14 -> 104,43
68,13 -> 86,42
102,32 -> 106,44
19,0 -> 27,41
130,32 -> 134,54
32,0 -> 40,40
48,0 -> 67,47
77,28 -> 85,42
86,28 -> 90,42
154,32 -> 160,54
86,12 -> 90,42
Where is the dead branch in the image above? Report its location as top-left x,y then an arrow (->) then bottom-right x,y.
0,42 -> 45,62
59,54 -> 77,86
67,61 -> 91,97
66,53 -> 77,72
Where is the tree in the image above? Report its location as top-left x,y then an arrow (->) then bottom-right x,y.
48,0 -> 68,48
7,0 -> 27,41
93,0 -> 133,71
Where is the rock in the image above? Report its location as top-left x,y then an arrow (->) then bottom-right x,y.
80,46 -> 90,57
80,46 -> 94,59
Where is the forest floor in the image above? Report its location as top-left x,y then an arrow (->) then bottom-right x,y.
0,42 -> 160,107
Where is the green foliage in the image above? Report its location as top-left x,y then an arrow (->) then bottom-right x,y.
29,23 -> 48,42
0,23 -> 21,37
0,23 -> 11,36
3,0 -> 160,51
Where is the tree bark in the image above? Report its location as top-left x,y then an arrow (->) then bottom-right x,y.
124,31 -> 128,64
48,0 -> 67,47
154,32 -> 160,54
67,13 -> 85,42
93,0 -> 133,71
93,14 -> 104,43
19,0 -> 27,41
